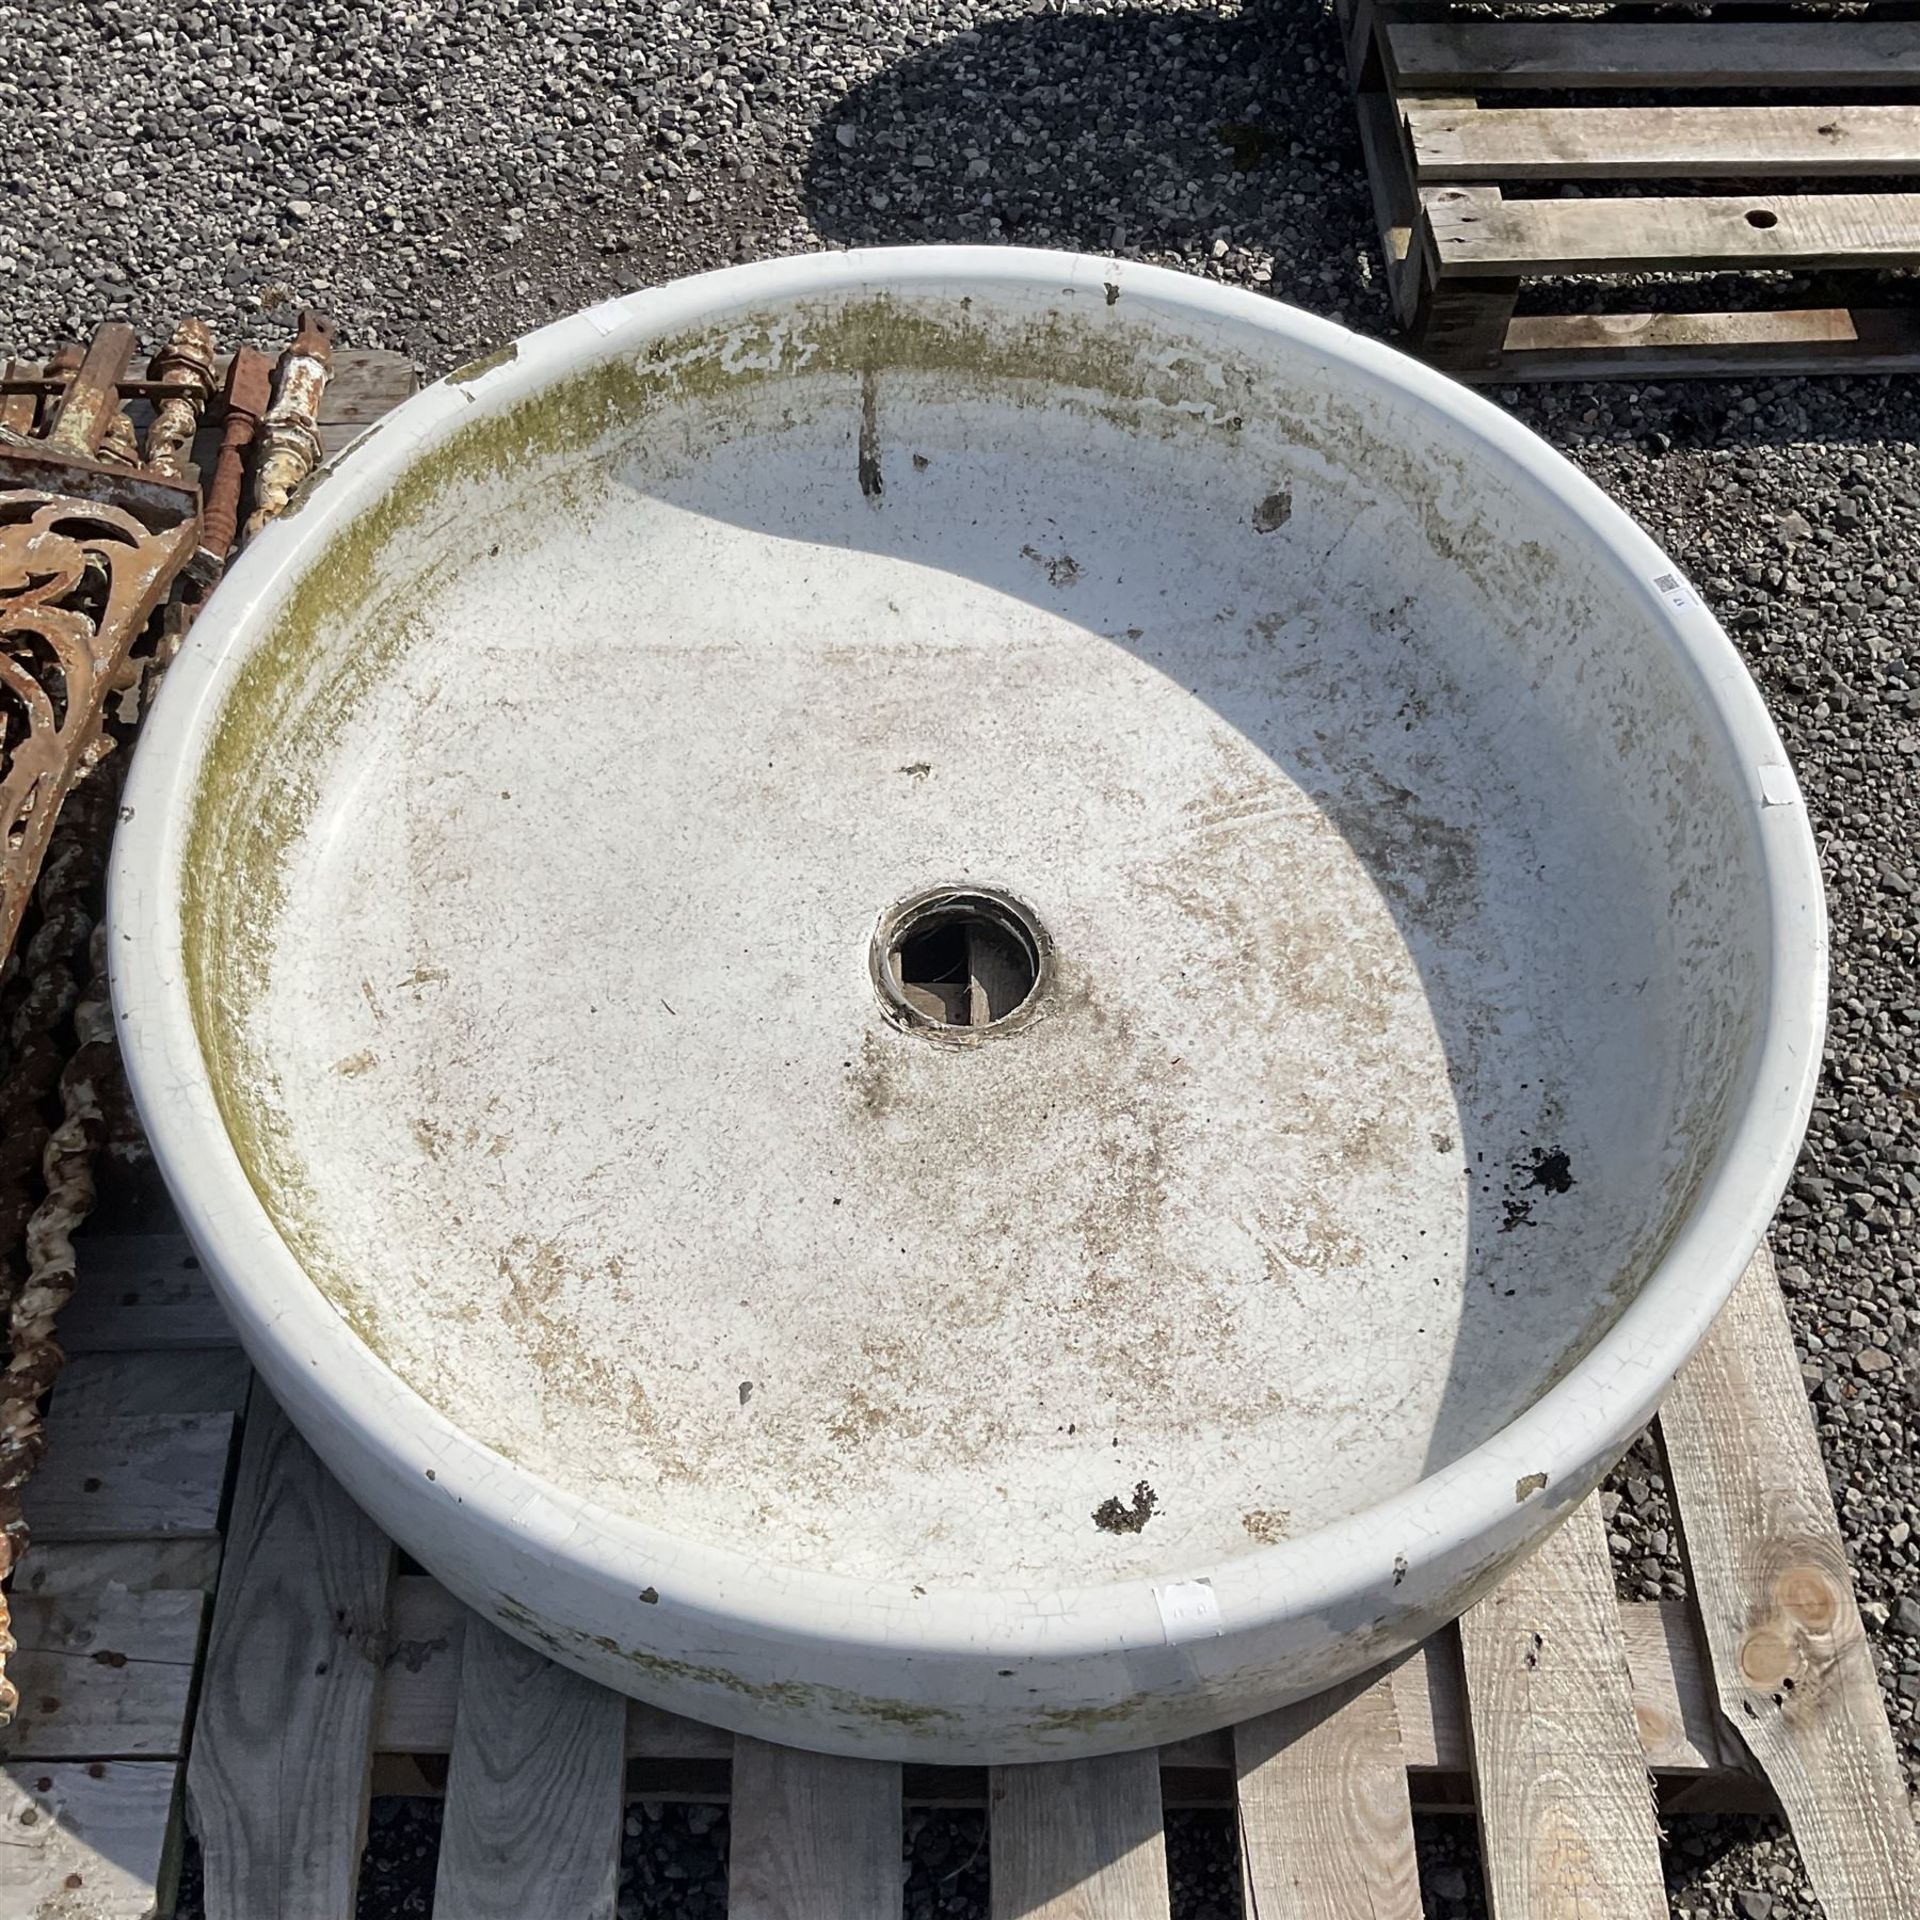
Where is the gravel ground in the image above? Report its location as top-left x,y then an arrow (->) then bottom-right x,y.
10,0 -> 1915,1913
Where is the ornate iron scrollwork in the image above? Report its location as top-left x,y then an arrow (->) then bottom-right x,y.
0,492 -> 197,959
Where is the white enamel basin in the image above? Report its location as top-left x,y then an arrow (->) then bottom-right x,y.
111,249 -> 1824,1761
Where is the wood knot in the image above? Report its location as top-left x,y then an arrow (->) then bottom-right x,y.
1774,1564 -> 1841,1634
1766,1566 -> 1843,1628
1738,1626 -> 1793,1690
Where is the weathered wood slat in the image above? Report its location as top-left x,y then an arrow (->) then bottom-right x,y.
61,1236 -> 233,1352
628,1699 -> 737,1760
0,1588 -> 203,1760
1487,308 -> 1920,383
1336,0 -> 1382,87
729,1738 -> 903,1920
1661,1249 -> 1920,1918
8,1537 -> 223,1600
1356,87 -> 1423,328
375,1577 -> 468,1753
1233,1669 -> 1421,1919
1627,1596 -> 1748,1779
187,1386 -> 392,1920
1387,21 -> 1920,91
433,1619 -> 626,1920
26,1411 -> 234,1541
1458,1496 -> 1666,1918
1417,281 -> 1519,373
0,1761 -> 182,1919
374,1580 -> 740,1761
53,1348 -> 252,1420
989,1752 -> 1171,1920
317,349 -> 416,458
1424,188 -> 1920,278
319,348 -> 419,426
1407,104 -> 1920,182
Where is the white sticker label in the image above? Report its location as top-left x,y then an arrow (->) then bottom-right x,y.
1154,1578 -> 1222,1643
582,299 -> 627,337
1651,570 -> 1695,613
1758,763 -> 1800,809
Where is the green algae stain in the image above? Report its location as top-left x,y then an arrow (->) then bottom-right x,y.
1026,1698 -> 1150,1735
485,1600 -> 965,1730
449,339 -> 519,384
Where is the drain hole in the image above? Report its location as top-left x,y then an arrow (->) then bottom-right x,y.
1745,208 -> 1779,229
874,888 -> 1046,1036
897,916 -> 1032,1026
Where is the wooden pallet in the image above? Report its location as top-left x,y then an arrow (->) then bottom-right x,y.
3,353 -> 1918,1920
3,1230 -> 1916,1918
1340,3 -> 1920,380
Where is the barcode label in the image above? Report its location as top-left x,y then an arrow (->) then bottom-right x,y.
1652,570 -> 1694,612
1154,1578 -> 1223,1643
1654,573 -> 1679,592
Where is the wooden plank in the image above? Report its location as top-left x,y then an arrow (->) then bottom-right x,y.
1626,1598 -> 1747,1778
1423,188 -> 1920,278
186,1385 -> 392,1920
26,1412 -> 234,1541
1661,1249 -> 1920,1918
1335,0 -> 1382,89
1412,187 -> 1518,372
1233,1669 -> 1421,1919
1356,86 -> 1425,329
372,1578 -> 734,1759
317,348 -> 416,458
1407,103 -> 1920,183
1482,307 -> 1920,383
1457,1496 -> 1666,1918
628,1699 -> 736,1760
374,1577 -> 468,1753
60,1236 -> 232,1352
1387,1624 -> 1462,1777
52,1348 -> 252,1421
0,1761 -> 181,1919
989,1751 -> 1171,1920
319,349 -> 418,427
432,1619 -> 626,1920
10,1538 -> 222,1600
0,1588 -> 203,1760
1380,1612 -> 1726,1779
1386,20 -> 1920,91
967,924 -> 1031,1026
729,1738 -> 903,1920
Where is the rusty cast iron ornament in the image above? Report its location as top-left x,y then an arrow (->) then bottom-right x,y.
244,309 -> 335,540
0,307 -> 334,1721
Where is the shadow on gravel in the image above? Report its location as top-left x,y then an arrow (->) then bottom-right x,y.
801,0 -> 1389,331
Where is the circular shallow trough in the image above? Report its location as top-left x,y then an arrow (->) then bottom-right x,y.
111,249 -> 1826,1761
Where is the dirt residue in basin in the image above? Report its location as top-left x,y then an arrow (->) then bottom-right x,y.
1252,488 -> 1292,533
1526,1147 -> 1576,1194
1021,543 -> 1080,587
1093,1481 -> 1158,1534
1499,1145 -> 1577,1233
1241,1507 -> 1289,1546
